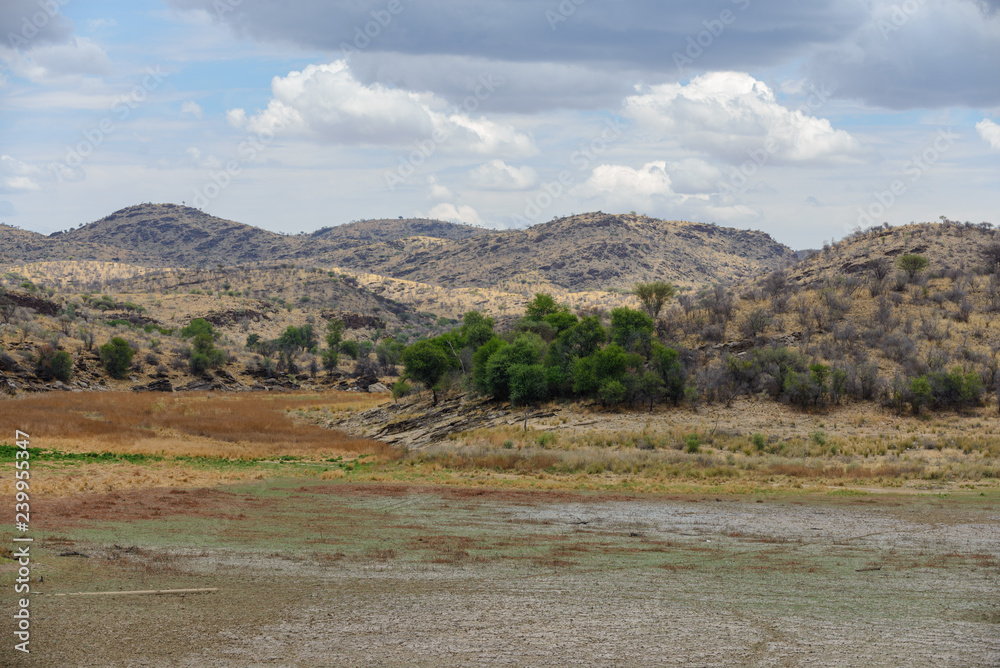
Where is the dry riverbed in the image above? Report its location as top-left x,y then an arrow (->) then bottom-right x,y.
2,479 -> 998,666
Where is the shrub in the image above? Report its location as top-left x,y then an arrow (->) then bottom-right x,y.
340,339 -> 360,359
391,380 -> 413,401
898,254 -> 929,281
684,433 -> 701,453
99,337 -> 135,379
36,346 -> 72,382
599,378 -> 627,407
189,333 -> 226,374
750,433 -> 766,450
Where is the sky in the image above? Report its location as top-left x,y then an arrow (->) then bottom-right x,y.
0,0 -> 998,249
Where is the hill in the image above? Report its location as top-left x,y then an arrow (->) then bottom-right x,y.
0,204 -> 494,268
314,212 -> 796,291
1,206 -> 794,291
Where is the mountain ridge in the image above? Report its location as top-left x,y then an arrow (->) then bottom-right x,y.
1,203 -> 797,290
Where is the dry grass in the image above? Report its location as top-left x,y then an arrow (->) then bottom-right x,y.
0,390 -> 395,460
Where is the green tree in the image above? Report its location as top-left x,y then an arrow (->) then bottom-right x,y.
339,339 -> 360,359
609,307 -> 655,354
599,379 -> 627,407
325,319 -> 346,349
525,293 -> 566,319
909,376 -> 933,414
509,364 -> 549,406
190,332 -> 226,374
482,336 -> 544,401
542,311 -> 579,335
459,311 -> 495,349
897,254 -> 929,280
99,337 -> 135,379
402,340 -> 451,404
636,371 -> 665,411
632,281 -> 676,319
322,320 -> 346,371
375,338 -> 405,372
572,344 -> 640,398
180,318 -> 216,341
650,343 -> 686,405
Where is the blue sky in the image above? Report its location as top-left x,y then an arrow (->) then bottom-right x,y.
1,0 -> 998,249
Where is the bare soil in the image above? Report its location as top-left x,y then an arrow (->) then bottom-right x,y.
2,480 -> 998,667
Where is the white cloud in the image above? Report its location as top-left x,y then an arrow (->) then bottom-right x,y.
427,176 -> 452,200
233,61 -> 536,156
624,72 -> 863,164
1,37 -> 110,82
0,155 -> 42,193
427,203 -> 482,225
181,100 -> 203,119
977,118 -> 1000,150
575,161 -> 674,200
226,108 -> 247,128
663,158 -> 724,194
469,160 -> 538,190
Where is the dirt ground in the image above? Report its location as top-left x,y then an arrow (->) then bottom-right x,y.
2,480 -> 998,667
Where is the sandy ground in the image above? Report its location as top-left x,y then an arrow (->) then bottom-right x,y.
2,481 -> 998,667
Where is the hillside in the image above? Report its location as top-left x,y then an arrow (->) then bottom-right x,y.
319,212 -> 796,291
0,204 -> 493,268
787,221 -> 997,287
1,206 -> 795,291
310,217 -> 492,244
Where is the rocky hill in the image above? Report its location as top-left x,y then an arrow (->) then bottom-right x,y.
2,205 -> 795,291
786,220 -> 998,288
322,212 -> 795,290
0,204 -> 493,268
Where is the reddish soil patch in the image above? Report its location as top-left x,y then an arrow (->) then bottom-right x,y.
34,487 -> 267,531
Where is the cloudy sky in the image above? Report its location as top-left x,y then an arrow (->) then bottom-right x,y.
1,0 -> 998,248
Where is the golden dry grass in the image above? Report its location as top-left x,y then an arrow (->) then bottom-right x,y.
0,390 -> 395,460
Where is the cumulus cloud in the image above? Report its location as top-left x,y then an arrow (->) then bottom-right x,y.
229,61 -> 536,156
977,119 -> 1000,150
469,160 -> 538,190
427,203 -> 481,225
181,100 -> 203,119
624,72 -> 864,164
0,155 -> 42,193
575,161 -> 674,199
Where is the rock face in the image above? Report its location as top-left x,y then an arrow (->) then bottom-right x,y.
132,378 -> 174,392
0,290 -> 59,316
332,394 -> 555,449
321,310 -> 386,330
